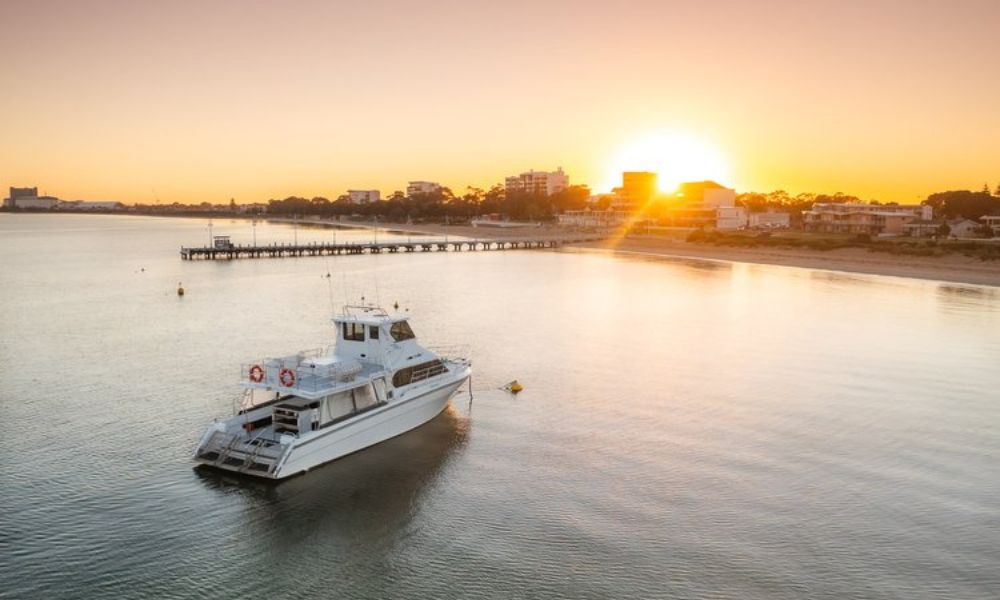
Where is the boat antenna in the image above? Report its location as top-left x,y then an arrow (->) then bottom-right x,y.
341,269 -> 349,308
468,373 -> 474,410
325,256 -> 336,312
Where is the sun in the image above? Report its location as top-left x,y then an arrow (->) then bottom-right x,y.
603,132 -> 731,193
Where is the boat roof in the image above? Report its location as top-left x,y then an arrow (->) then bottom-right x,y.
333,305 -> 408,325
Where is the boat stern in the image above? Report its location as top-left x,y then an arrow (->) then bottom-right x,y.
193,424 -> 294,479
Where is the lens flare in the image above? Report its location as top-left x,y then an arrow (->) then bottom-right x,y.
603,132 -> 731,192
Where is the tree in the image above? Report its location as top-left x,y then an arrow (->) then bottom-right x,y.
924,189 -> 1000,220
936,223 -> 951,238
995,183 -> 1000,197
550,185 -> 591,213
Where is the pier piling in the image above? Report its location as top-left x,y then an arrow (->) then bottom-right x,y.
179,235 -> 604,260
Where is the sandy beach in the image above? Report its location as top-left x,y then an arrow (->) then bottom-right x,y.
271,218 -> 1000,287
575,236 -> 1000,287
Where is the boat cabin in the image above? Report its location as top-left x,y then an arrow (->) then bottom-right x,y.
232,306 -> 451,440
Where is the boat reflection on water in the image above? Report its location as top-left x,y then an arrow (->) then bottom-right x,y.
194,406 -> 469,549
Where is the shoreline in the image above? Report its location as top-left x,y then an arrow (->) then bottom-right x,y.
0,211 -> 561,241
7,212 -> 998,287
574,237 -> 1000,288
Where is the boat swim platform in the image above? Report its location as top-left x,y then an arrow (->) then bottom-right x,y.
180,236 -> 605,260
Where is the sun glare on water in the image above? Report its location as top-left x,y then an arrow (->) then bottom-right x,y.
604,132 -> 731,193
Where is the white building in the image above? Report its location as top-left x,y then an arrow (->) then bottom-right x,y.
716,206 -> 748,230
57,200 -> 122,211
347,189 -> 380,204
982,215 -> 1000,237
406,181 -> 442,197
5,186 -> 61,209
558,209 -> 630,228
237,203 -> 269,214
669,181 -> 747,230
5,186 -> 37,207
748,211 -> 791,229
13,196 -> 60,209
505,168 -> 568,197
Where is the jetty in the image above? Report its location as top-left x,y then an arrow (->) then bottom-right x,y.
180,235 -> 604,260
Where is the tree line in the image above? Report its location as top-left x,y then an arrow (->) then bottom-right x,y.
265,185 -> 591,222
29,182 -> 998,224
736,188 -> 1000,222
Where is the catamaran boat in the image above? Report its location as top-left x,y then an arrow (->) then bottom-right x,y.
193,306 -> 471,480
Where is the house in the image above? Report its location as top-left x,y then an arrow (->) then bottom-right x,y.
903,219 -> 943,237
945,218 -> 981,238
905,218 -> 981,238
980,215 -> 1000,237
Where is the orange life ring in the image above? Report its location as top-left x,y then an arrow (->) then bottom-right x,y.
249,364 -> 265,383
279,367 -> 296,387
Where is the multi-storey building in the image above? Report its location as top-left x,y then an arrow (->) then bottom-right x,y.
406,181 -> 442,197
803,203 -> 932,235
4,187 -> 59,209
504,168 -> 568,197
347,189 -> 380,204
618,171 -> 657,204
666,180 -> 746,230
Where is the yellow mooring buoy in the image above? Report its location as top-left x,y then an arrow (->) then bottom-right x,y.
505,380 -> 524,394
177,282 -> 185,296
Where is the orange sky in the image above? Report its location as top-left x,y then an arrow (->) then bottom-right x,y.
1,0 -> 998,204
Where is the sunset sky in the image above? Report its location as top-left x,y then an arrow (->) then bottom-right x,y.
1,0 -> 998,204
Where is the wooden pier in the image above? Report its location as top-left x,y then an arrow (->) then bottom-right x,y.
180,235 -> 604,260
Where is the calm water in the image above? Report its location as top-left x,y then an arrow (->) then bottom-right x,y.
1,213 -> 999,599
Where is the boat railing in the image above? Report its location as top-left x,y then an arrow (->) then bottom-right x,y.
341,304 -> 389,317
410,361 -> 449,384
427,344 -> 471,362
240,348 -> 322,378
241,352 -> 367,395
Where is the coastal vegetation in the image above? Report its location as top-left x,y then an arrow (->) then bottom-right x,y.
685,230 -> 1000,261
735,189 -> 1000,223
262,186 -> 1000,224
924,189 -> 1000,220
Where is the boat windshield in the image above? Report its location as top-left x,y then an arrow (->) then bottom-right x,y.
390,320 -> 415,341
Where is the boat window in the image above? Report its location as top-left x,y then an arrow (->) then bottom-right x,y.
369,325 -> 379,340
390,320 -> 415,341
343,322 -> 365,341
392,366 -> 413,387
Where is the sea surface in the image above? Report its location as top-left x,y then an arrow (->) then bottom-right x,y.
1,213 -> 998,600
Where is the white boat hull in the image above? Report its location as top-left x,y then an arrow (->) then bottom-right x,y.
276,377 -> 465,479
194,306 -> 472,481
